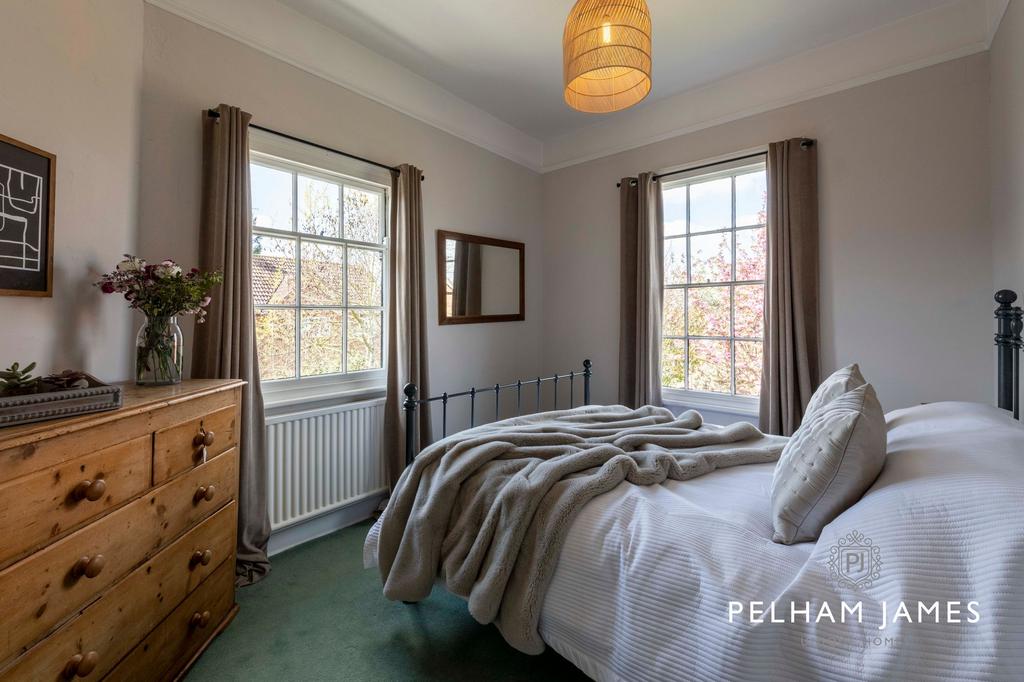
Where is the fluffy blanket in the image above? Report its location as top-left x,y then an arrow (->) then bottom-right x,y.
371,404 -> 786,654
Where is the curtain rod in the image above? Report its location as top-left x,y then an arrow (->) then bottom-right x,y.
616,148 -> 787,188
206,109 -> 424,181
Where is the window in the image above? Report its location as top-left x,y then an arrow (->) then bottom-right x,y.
249,142 -> 388,392
661,156 -> 767,409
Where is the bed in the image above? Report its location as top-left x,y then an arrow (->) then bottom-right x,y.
366,290 -> 1024,681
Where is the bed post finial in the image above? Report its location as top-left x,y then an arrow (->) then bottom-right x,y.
404,383 -> 418,466
995,291 -> 1022,419
583,359 -> 593,406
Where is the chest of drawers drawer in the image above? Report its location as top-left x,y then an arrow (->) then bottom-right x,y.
0,500 -> 237,681
106,558 -> 236,682
0,448 -> 238,667
154,404 -> 239,484
0,435 -> 152,569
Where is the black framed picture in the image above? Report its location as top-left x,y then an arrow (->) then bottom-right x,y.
0,133 -> 55,296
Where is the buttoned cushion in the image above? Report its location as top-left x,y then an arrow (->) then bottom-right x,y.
803,363 -> 866,424
771,383 -> 886,544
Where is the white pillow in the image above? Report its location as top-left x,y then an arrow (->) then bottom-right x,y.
803,363 -> 866,423
771,383 -> 887,544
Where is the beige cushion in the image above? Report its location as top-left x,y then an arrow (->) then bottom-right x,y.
771,383 -> 887,544
803,363 -> 866,423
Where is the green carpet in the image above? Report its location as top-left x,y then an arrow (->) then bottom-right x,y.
185,520 -> 589,681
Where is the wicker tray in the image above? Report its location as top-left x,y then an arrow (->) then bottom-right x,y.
0,375 -> 122,427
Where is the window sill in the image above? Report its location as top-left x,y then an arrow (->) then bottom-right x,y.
263,378 -> 386,410
662,389 -> 759,416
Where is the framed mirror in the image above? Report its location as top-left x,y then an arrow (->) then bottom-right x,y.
437,230 -> 525,325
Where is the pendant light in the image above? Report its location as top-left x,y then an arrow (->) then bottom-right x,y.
563,0 -> 652,113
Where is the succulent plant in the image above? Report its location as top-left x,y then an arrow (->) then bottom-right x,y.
43,370 -> 91,391
0,361 -> 40,395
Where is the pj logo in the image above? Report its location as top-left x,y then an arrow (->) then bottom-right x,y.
827,530 -> 882,590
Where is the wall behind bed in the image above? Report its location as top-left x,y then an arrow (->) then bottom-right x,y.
991,0 -> 1024,294
138,5 -> 546,425
542,53 -> 993,414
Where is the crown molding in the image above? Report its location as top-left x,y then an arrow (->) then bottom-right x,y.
986,0 -> 1011,43
145,0 -> 545,172
541,0 -> 999,172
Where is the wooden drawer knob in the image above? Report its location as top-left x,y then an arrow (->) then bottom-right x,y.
62,650 -> 99,678
193,485 -> 216,504
190,549 -> 213,568
72,478 -> 107,502
189,610 -> 212,629
72,554 -> 106,579
193,428 -> 216,448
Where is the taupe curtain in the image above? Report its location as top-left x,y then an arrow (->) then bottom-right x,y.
194,103 -> 271,585
760,138 -> 820,435
618,172 -> 664,408
452,241 -> 482,316
383,165 -> 432,487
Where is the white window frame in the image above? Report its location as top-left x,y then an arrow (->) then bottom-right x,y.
660,154 -> 767,416
249,130 -> 390,407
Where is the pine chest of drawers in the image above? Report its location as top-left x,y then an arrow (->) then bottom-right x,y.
0,379 -> 244,681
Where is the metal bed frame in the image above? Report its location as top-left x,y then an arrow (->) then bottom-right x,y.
403,359 -> 593,466
996,290 -> 1022,420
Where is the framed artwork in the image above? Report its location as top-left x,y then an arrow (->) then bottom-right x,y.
0,133 -> 55,296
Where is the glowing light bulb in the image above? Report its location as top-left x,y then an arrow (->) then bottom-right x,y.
601,17 -> 611,44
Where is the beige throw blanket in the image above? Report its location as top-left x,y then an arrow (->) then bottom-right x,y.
373,405 -> 786,654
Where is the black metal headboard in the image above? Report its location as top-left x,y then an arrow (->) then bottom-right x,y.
403,360 -> 593,466
995,290 -> 1022,419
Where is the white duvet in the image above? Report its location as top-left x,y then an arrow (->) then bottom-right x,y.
367,401 -> 1024,681
540,402 -> 1024,681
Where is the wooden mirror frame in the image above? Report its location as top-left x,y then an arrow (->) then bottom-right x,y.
436,230 -> 525,325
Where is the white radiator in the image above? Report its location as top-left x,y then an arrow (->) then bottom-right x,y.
265,398 -> 387,531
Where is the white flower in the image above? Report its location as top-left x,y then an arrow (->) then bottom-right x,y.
154,262 -> 182,278
116,256 -> 145,272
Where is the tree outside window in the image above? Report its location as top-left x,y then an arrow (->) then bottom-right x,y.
661,160 -> 767,399
250,157 -> 386,383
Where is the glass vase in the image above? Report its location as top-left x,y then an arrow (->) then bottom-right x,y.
136,315 -> 183,386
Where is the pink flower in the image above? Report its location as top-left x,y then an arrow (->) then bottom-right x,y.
200,296 -> 212,307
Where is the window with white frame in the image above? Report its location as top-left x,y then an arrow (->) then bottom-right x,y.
249,142 -> 388,390
660,156 -> 767,406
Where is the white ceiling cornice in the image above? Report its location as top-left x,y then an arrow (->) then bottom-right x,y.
542,0 -> 1003,171
145,0 -> 546,172
986,0 -> 1011,43
147,0 -> 1008,176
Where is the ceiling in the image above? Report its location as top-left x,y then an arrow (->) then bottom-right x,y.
279,0 -> 956,139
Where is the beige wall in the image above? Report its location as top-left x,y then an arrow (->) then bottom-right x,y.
0,0 -> 142,380
140,5 -> 544,416
991,0 -> 1024,293
542,54 -> 993,411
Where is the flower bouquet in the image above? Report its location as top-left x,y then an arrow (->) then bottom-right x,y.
96,255 -> 223,386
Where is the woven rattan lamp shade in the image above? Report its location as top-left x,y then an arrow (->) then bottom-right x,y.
563,0 -> 652,113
